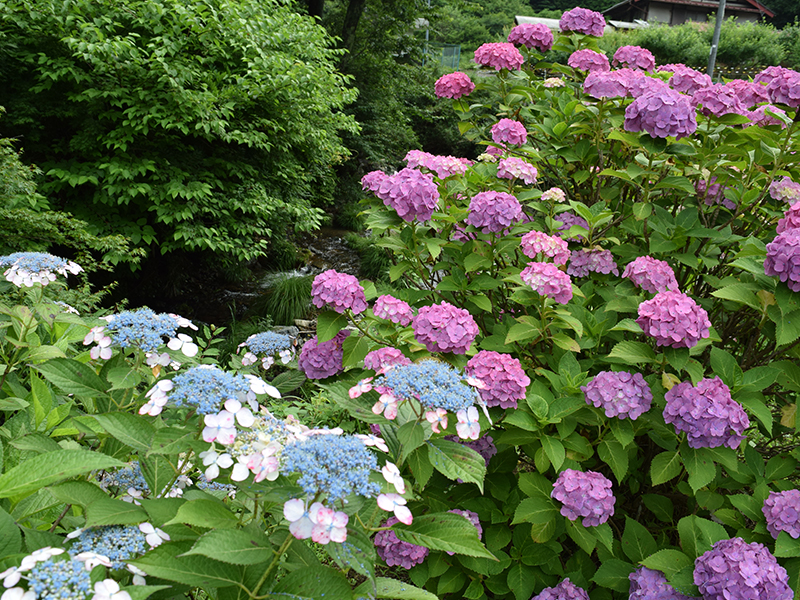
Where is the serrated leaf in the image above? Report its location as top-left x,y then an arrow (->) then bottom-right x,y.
34,358 -> 109,398
426,439 -> 485,491
608,341 -> 656,365
598,439 -> 628,483
393,513 -> 496,559
131,542 -> 244,588
0,506 -> 21,559
682,446 -> 716,493
353,577 -> 438,600
512,497 -> 559,525
650,451 -> 682,486
182,530 -> 272,565
326,526 -> 376,581
94,413 -> 155,452
166,499 -> 238,529
86,497 -> 148,526
316,310 -> 349,343
341,335 -> 372,369
775,531 -> 800,557
506,563 -> 538,600
622,517 -> 657,563
565,520 -> 595,554
541,436 -> 565,470
641,549 -> 693,578
592,559 -> 636,592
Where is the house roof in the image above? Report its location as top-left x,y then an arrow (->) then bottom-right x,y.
603,0 -> 774,18
514,15 -> 648,30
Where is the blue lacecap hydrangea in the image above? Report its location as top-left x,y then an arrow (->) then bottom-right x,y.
106,308 -> 179,352
28,558 -> 92,600
171,366 -> 251,415
375,360 -> 477,412
282,435 -> 380,502
70,525 -> 147,569
0,252 -> 70,272
99,462 -> 149,494
244,331 -> 293,355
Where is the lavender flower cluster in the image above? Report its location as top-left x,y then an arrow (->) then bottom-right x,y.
533,578 -> 590,600
692,84 -> 745,118
725,79 -> 770,108
624,88 -> 697,140
777,202 -> 800,234
696,176 -> 736,210
297,330 -> 350,379
567,249 -> 619,278
582,371 -> 652,420
612,45 -> 654,71
373,295 -> 414,326
663,377 -> 749,449
559,7 -> 605,37
584,71 -> 630,99
762,490 -> 800,539
363,347 -> 411,373
374,167 -> 440,222
520,262 -> 573,304
764,228 -> 800,291
412,301 -> 479,354
622,256 -> 679,294
664,65 -> 712,95
551,469 -> 615,527
520,230 -> 570,265
473,43 -> 524,71
311,269 -> 367,314
434,72 -> 475,99
636,291 -> 711,348
361,170 -> 387,193
466,350 -> 530,409
497,157 -> 538,184
405,150 -> 472,179
491,119 -> 528,146
555,211 -> 589,241
373,517 -> 429,569
467,191 -> 523,233
629,567 -> 694,600
770,176 -> 800,203
567,49 -> 610,73
507,23 -> 553,51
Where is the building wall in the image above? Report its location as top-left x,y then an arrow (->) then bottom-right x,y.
648,1 -> 672,23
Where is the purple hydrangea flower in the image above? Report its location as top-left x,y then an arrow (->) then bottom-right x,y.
582,371 -> 652,420
763,490 -> 800,539
520,262 -> 573,304
559,7 -> 605,37
693,538 -> 792,600
777,202 -> 800,234
747,104 -> 788,128
412,301 -> 479,354
724,79 -> 770,108
696,176 -> 736,210
361,170 -> 387,193
613,45 -> 655,71
533,577 -> 590,600
473,43 -> 524,71
765,68 -> 800,107
625,88 -> 697,140
555,211 -> 589,241
445,434 -> 497,466
405,150 -> 472,179
567,49 -> 610,73
636,290 -> 711,348
755,66 -> 794,85
584,71 -> 629,98
567,249 -> 619,278
467,191 -> 523,233
507,23 -> 553,51
629,567 -> 695,600
520,230 -> 570,264
552,469 -> 615,526
363,347 -> 411,374
663,377 -> 749,449
373,295 -> 414,326
491,119 -> 528,146
692,84 -> 746,118
374,516 -> 429,569
375,167 -> 440,222
622,256 -> 679,294
311,269 -> 367,314
297,330 -> 350,379
466,350 -> 530,409
434,72 -> 475,99
764,228 -> 800,291
769,177 -> 800,203
497,157 -> 538,184
446,509 -> 482,555
618,68 -> 668,98
666,66 -> 712,95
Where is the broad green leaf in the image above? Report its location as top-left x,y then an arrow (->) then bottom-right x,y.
0,506 -> 21,559
709,348 -> 742,389
316,310 -> 349,343
678,515 -> 728,558
541,436 -> 565,471
105,367 -> 143,390
641,549 -> 693,578
406,446 -> 433,488
711,283 -> 760,310
147,427 -> 194,456
140,456 -> 173,498
86,497 -> 148,526
512,497 -> 559,525
592,559 -> 636,592
0,450 -> 124,498
353,577 -> 437,600
643,494 -> 673,522
341,335 -> 372,368
518,472 -> 553,499
729,494 -> 762,521
681,446 -> 716,493
270,370 -> 306,394
48,481 -> 107,507
272,564 -> 353,599
131,542 -> 244,588
426,439 -> 485,491
397,421 -> 426,465
565,520 -> 595,554
736,391 -> 773,436
35,358 -> 109,398
94,413 -> 155,452
598,440 -> 628,483
394,513 -> 496,559
167,499 -> 238,529
124,586 -> 171,600
326,526 -> 376,581
608,341 -> 656,365
621,517 -> 657,563
505,321 -> 541,345
506,563 -> 538,600
610,418 -> 634,448
775,531 -> 800,558
183,529 -> 272,565
650,451 -> 682,486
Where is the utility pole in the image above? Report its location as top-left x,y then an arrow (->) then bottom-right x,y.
707,0 -> 726,80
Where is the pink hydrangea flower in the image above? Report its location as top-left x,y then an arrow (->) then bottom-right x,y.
375,167 -> 440,222
747,104 -> 787,128
541,187 -> 567,203
696,176 -> 736,210
491,118 -> 528,146
764,228 -> 800,291
363,347 -> 412,373
497,157 -> 538,184
412,301 -> 479,354
373,295 -> 414,326
582,371 -> 652,420
520,230 -> 570,264
434,71 -> 475,99
361,170 -> 387,193
473,43 -> 524,71
551,469 -> 615,527
559,7 -> 605,37
405,150 -> 472,179
567,249 -> 618,277
763,490 -> 800,539
612,45 -> 655,71
765,68 -> 800,107
583,71 -> 629,98
624,88 -> 697,140
665,65 -> 712,95
555,211 -> 589,241
520,262 -> 573,304
622,256 -> 679,294
533,578 -> 590,600
466,351 -> 530,409
777,202 -> 800,234
297,330 -> 350,379
636,291 -> 711,348
724,79 -> 770,108
311,269 -> 367,314
507,23 -> 553,51
467,191 -> 523,233
755,65 -> 794,85
567,49 -> 610,73
770,176 -> 800,203
692,84 -> 745,118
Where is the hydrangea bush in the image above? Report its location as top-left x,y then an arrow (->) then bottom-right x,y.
3,7 -> 800,600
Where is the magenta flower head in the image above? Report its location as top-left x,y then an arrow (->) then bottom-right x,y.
764,228 -> 800,291
625,88 -> 697,140
466,350 -> 530,409
747,104 -> 788,129
507,23 -> 554,51
373,295 -> 413,326
755,65 -> 794,85
497,157 -> 537,184
311,269 -> 367,314
629,567 -> 695,600
763,490 -> 800,539
692,84 -> 745,118
520,262 -> 573,304
623,256 -> 679,294
491,118 -> 528,146
636,290 -> 711,348
405,150 -> 472,179
467,191 -> 523,233
663,377 -> 749,449
567,49 -> 610,73
584,71 -> 629,99
297,330 -> 350,379
474,43 -> 524,71
559,7 -> 605,37
434,71 -> 475,99
765,68 -> 800,107
777,202 -> 800,234
582,371 -> 652,420
375,167 -> 440,223
551,469 -> 615,527
361,170 -> 387,193
567,249 -> 618,278
363,347 -> 411,374
770,176 -> 800,203
694,538 -> 792,600
724,79 -> 770,108
533,578 -> 590,600
520,230 -> 570,265
613,45 -> 655,71
374,516 -> 429,569
412,301 -> 479,354
667,66 -> 712,95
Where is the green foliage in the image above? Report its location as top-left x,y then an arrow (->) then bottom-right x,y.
252,274 -> 313,325
0,0 -> 357,264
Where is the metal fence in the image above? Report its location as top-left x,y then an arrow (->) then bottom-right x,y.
424,43 -> 461,70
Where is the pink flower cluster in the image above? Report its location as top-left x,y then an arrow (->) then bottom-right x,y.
582,371 -> 652,420
541,187 -> 567,203
629,567 -> 694,600
747,104 -> 787,128
507,23 -> 553,51
283,499 -> 348,544
777,202 -> 800,234
567,249 -> 618,277
636,290 -> 711,348
412,301 -> 479,354
613,45 -> 655,71
567,49 -> 610,73
624,88 -> 697,140
491,119 -> 528,146
434,71 -> 475,99
466,350 -> 530,409
770,176 -> 800,203
520,230 -> 570,264
583,71 -> 629,99
363,347 -> 411,373
533,578 -> 590,600
473,43 -> 524,71
405,149 -> 472,179
297,330 -> 350,379
373,295 -> 413,326
361,170 -> 387,193
694,538 -> 792,600
497,157 -> 538,184
622,256 -> 679,294
765,68 -> 800,107
467,191 -> 523,233
692,84 -> 745,118
725,79 -> 770,108
551,469 -> 615,526
375,167 -> 440,222
374,517 -> 429,569
520,262 -> 573,304
755,65 -> 792,85
559,7 -> 605,37
763,490 -> 800,539
663,65 -> 712,95
664,377 -> 749,449
311,269 -> 367,314
764,228 -> 800,291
